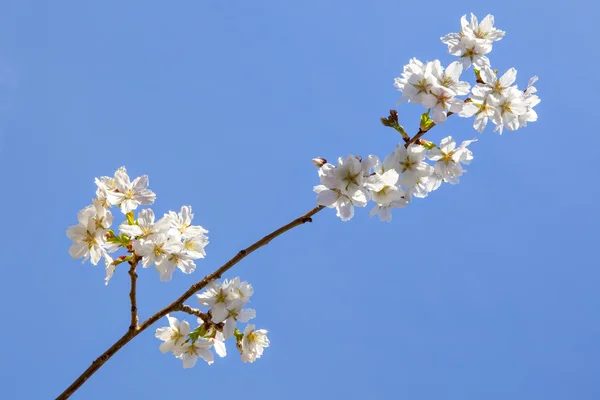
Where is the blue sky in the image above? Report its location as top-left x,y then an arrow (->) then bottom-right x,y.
1,1 -> 598,399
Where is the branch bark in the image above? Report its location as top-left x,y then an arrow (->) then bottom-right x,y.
128,260 -> 139,330
56,205 -> 324,400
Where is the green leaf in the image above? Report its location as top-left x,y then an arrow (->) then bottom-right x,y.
419,111 -> 435,132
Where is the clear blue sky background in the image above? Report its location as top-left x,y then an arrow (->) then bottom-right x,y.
0,1 -> 598,399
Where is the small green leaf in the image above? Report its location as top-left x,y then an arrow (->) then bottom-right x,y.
420,140 -> 436,150
419,111 -> 435,132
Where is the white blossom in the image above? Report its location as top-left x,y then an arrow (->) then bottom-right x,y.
429,60 -> 471,96
241,324 -> 270,363
519,76 -> 541,127
394,59 -> 437,104
155,315 -> 190,354
314,155 -> 369,221
459,93 -> 496,132
488,87 -> 528,134
119,209 -> 170,239
211,300 -> 256,340
133,231 -> 183,275
66,218 -> 108,266
166,206 -> 208,239
422,86 -> 464,124
428,136 -> 477,184
182,234 -> 209,259
106,169 -> 156,214
175,338 -> 214,368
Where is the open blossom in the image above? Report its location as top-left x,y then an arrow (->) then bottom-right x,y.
314,155 -> 369,222
182,234 -> 209,259
196,279 -> 239,320
519,76 -> 541,127
119,209 -> 170,239
241,324 -> 270,363
166,206 -> 208,238
459,93 -> 496,132
133,231 -> 183,269
211,300 -> 256,340
475,66 -> 518,98
157,251 -> 196,282
106,169 -> 156,214
67,206 -> 112,265
489,87 -> 528,134
428,137 -> 477,184
394,59 -> 436,104
441,14 -> 504,59
77,200 -> 114,232
175,338 -> 214,367
429,60 -> 471,96
422,86 -> 464,124
462,14 -> 505,43
155,315 -> 190,354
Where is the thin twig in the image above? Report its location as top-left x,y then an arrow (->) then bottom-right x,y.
56,205 -> 324,400
128,260 -> 139,330
176,304 -> 209,321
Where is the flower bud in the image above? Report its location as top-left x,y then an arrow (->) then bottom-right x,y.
311,157 -> 327,168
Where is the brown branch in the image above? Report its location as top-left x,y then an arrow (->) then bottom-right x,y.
128,260 -> 139,330
56,204 -> 325,400
175,304 -> 210,321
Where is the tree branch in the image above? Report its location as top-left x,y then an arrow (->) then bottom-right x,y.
128,260 -> 139,330
56,204 -> 324,400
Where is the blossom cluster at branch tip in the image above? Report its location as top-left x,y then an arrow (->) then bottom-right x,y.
316,13 -> 540,221
155,277 -> 270,367
66,167 -> 209,284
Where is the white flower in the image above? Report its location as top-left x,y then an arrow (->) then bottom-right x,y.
428,60 -> 471,96
166,206 -> 208,239
441,14 -> 504,54
156,251 -> 196,282
394,59 -> 437,104
94,166 -> 126,208
404,174 -> 442,200
488,87 -> 528,134
229,278 -> 254,305
104,254 -> 116,285
182,234 -> 209,259
314,185 -> 366,222
476,66 -> 518,98
77,200 -> 114,232
241,324 -> 270,363
428,136 -> 477,184
462,14 -> 505,43
211,300 -> 256,340
394,144 -> 432,187
106,169 -> 156,214
459,93 -> 496,133
118,209 -> 170,239
175,338 -> 214,367
196,279 -> 239,318
210,330 -> 227,358
155,315 -> 190,354
422,86 -> 464,124
133,231 -> 183,270
66,218 -> 108,266
453,36 -> 492,69
314,155 -> 370,221
519,76 -> 541,127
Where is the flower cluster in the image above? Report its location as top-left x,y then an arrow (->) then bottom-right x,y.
316,13 -> 540,222
156,278 -> 269,367
66,167 -> 209,284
